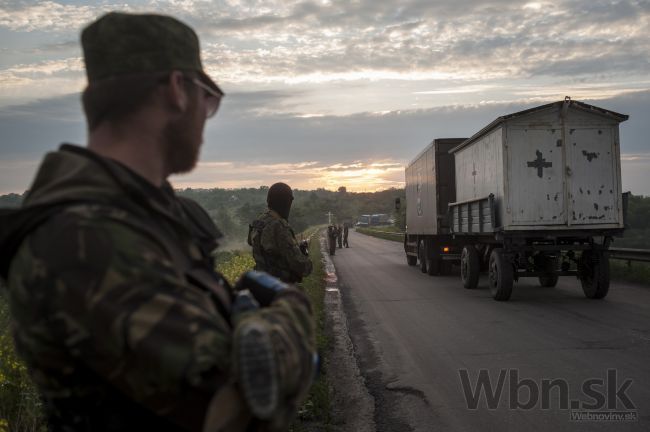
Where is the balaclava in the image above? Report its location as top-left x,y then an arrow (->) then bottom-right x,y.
267,182 -> 293,220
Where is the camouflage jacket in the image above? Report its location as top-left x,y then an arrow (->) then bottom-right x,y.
0,145 -> 315,432
248,211 -> 312,284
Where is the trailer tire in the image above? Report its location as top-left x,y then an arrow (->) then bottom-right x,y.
579,251 -> 609,299
427,252 -> 440,276
537,254 -> 559,288
489,249 -> 513,301
461,246 -> 480,289
418,241 -> 427,273
406,254 -> 418,266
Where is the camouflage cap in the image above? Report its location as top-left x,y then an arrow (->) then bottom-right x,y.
81,12 -> 222,94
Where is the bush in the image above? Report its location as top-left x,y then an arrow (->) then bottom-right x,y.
0,289 -> 45,432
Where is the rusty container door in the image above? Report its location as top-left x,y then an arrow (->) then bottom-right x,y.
406,145 -> 437,235
435,140 -> 460,233
507,128 -> 566,225
567,127 -> 619,225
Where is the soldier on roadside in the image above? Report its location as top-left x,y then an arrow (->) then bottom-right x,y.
337,224 -> 343,248
343,222 -> 350,248
0,12 -> 315,432
248,183 -> 313,284
327,225 -> 337,256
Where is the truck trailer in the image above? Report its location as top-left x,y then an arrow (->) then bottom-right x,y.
403,138 -> 467,275
404,97 -> 628,301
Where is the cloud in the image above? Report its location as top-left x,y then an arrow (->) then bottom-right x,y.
1,70 -> 649,196
0,1 -> 117,32
2,0 -> 649,91
0,58 -> 85,103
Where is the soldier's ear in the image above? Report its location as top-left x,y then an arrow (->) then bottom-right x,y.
166,71 -> 189,114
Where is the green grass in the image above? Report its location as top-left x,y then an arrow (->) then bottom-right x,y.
0,288 -> 45,432
215,250 -> 256,285
610,260 -> 650,286
291,228 -> 330,430
356,226 -> 404,242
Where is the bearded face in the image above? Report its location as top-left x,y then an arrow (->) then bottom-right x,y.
162,86 -> 205,175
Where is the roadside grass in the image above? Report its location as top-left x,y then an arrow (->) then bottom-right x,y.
0,288 -> 45,432
610,260 -> 650,286
290,228 -> 330,431
215,250 -> 256,285
356,226 -> 403,243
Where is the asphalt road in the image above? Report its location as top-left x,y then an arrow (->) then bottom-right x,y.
330,230 -> 650,432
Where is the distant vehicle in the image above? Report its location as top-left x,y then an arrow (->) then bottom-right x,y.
356,214 -> 370,227
357,214 -> 391,227
370,214 -> 390,226
402,98 -> 628,301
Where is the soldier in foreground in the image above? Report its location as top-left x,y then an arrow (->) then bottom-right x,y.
0,12 -> 315,432
249,183 -> 313,284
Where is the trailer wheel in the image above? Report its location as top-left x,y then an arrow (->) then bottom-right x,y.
579,251 -> 609,299
489,249 -> 513,301
418,241 -> 427,273
537,254 -> 559,288
461,246 -> 480,289
406,254 -> 418,266
427,253 -> 440,276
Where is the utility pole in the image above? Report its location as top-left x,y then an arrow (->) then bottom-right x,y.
325,211 -> 334,225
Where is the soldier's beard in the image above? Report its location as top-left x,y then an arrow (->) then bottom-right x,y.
163,104 -> 203,175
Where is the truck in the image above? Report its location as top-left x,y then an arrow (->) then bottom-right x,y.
402,138 -> 467,275
356,215 -> 370,227
403,97 -> 628,301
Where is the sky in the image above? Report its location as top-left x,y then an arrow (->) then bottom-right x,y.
0,0 -> 649,194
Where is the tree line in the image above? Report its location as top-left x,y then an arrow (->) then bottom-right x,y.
1,189 -> 647,249
0,188 -> 405,250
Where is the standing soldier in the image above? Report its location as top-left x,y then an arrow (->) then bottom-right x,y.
327,225 -> 337,256
0,12 -> 315,432
249,182 -> 313,284
343,222 -> 350,248
337,224 -> 343,248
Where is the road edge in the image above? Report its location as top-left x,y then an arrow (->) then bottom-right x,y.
320,233 -> 376,432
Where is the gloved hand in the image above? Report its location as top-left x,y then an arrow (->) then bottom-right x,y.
235,270 -> 289,307
231,290 -> 260,317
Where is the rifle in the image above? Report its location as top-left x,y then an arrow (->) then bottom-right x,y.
298,233 -> 309,257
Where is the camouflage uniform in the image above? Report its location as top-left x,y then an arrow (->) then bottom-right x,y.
0,13 -> 316,431
0,134 -> 314,429
249,210 -> 312,284
327,226 -> 337,256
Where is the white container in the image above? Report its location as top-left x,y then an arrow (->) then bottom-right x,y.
450,98 -> 627,232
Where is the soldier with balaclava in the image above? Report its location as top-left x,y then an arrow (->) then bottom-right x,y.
248,183 -> 313,283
